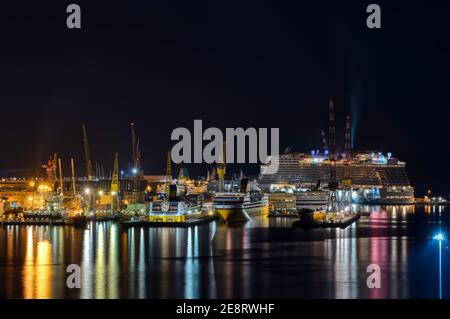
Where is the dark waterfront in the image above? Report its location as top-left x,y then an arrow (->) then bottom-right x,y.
0,205 -> 448,299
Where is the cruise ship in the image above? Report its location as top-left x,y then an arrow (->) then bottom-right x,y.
213,192 -> 269,222
213,179 -> 269,222
260,151 -> 414,204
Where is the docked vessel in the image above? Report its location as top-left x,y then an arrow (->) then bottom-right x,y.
148,199 -> 203,222
213,178 -> 269,222
213,192 -> 269,222
295,190 -> 328,208
260,151 -> 414,204
268,192 -> 297,216
147,185 -> 203,223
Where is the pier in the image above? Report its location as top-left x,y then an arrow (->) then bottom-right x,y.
120,215 -> 217,228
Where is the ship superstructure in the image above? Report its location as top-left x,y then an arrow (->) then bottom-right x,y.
259,151 -> 414,204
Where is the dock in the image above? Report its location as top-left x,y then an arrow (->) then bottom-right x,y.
0,219 -> 74,226
120,215 -> 217,228
268,211 -> 298,218
321,213 -> 361,229
292,213 -> 361,229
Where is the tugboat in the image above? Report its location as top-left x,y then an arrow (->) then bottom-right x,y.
292,208 -> 325,228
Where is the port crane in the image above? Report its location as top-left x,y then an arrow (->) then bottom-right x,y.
82,124 -> 94,181
326,97 -> 339,216
111,152 -> 120,212
342,115 -> 353,207
130,122 -> 141,175
165,151 -> 172,197
217,141 -> 226,192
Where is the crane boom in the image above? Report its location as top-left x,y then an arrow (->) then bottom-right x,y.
111,153 -> 119,193
82,124 -> 94,181
71,158 -> 76,197
131,122 -> 137,169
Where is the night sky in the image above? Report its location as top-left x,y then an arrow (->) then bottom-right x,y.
1,1 -> 449,195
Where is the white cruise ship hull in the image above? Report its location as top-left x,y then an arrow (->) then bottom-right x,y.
214,192 -> 268,222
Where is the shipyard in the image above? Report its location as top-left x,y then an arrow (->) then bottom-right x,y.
1,97 -> 449,300
0,99 -> 431,228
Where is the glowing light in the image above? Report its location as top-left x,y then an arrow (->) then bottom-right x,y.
98,190 -> 104,196
434,233 -> 445,241
433,231 -> 445,299
84,188 -> 91,195
132,168 -> 137,174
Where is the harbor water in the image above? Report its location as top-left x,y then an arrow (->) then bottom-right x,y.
0,205 -> 448,299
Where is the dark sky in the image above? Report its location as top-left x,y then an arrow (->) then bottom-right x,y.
0,1 -> 449,195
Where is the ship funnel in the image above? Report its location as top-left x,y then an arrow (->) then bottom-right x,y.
168,184 -> 178,201
239,178 -> 249,193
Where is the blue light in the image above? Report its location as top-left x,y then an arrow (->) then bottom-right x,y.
434,233 -> 445,241
433,231 -> 445,299
132,168 -> 138,174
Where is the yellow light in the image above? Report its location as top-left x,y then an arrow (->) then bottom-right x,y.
98,190 -> 104,196
29,181 -> 35,187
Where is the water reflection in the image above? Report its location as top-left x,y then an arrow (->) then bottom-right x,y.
0,205 -> 448,299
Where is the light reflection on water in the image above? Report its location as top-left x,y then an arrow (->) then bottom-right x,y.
0,205 -> 448,299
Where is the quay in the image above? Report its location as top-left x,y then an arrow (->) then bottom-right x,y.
120,215 -> 217,228
1,219 -> 73,226
321,213 -> 361,228
292,212 -> 361,229
268,211 -> 298,218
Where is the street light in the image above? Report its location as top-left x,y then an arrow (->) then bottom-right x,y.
84,188 -> 90,195
434,232 -> 445,299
